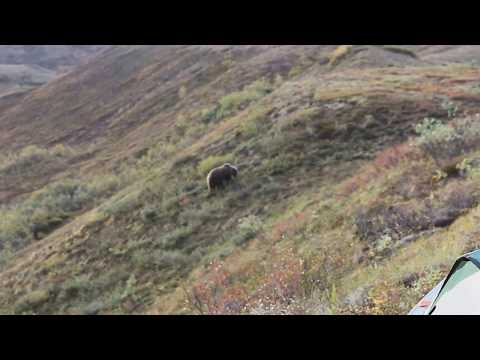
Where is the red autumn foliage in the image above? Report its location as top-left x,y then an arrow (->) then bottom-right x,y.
185,260 -> 249,315
246,247 -> 306,313
178,195 -> 190,206
184,248 -> 312,315
373,143 -> 423,170
338,142 -> 426,197
269,212 -> 309,243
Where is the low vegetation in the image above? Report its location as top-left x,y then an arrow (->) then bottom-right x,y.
0,144 -> 75,177
381,45 -> 418,58
0,174 -> 120,263
4,46 -> 480,315
328,45 -> 354,66
199,78 -> 274,124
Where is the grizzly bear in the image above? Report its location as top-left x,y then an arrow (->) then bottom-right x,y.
206,163 -> 238,193
31,218 -> 64,240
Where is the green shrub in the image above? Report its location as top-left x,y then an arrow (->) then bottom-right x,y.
381,46 -> 417,58
14,288 -> 52,314
29,180 -> 95,215
415,118 -> 459,162
240,107 -> 269,138
329,45 -> 353,67
101,187 -> 143,216
262,154 -> 297,176
135,143 -> 177,170
140,205 -> 160,223
57,275 -> 92,302
88,174 -> 121,198
0,144 -> 75,177
274,73 -> 285,86
66,276 -> 136,314
0,145 -> 49,174
87,266 -> 130,294
231,215 -> 263,246
79,300 -> 108,315
132,248 -> 189,271
178,201 -> 225,225
132,248 -> 154,269
273,107 -> 321,134
288,65 -> 304,78
50,144 -> 77,157
178,86 -> 187,100
199,106 -> 219,124
217,78 -> 272,118
415,117 -> 480,165
155,250 -> 189,269
0,243 -> 14,270
0,176 -> 117,258
200,78 -> 273,124
161,225 -> 196,250
197,154 -> 234,177
441,100 -> 459,118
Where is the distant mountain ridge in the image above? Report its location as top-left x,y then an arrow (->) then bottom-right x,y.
0,45 -> 110,98
0,45 -> 109,70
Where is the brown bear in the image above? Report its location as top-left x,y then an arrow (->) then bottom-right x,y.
31,218 -> 64,240
206,163 -> 239,193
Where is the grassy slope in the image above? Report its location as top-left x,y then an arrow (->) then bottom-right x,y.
0,46 -> 109,70
0,64 -> 57,97
0,46 -> 108,99
2,45 -> 480,314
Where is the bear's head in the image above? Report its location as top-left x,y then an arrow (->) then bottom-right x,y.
224,163 -> 238,176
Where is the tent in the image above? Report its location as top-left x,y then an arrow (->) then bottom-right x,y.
409,249 -> 480,315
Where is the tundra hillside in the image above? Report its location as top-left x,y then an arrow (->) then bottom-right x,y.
2,45 -> 480,314
0,45 -> 109,99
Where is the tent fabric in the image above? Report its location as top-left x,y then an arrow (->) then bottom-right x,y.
408,280 -> 444,315
429,251 -> 480,315
466,250 -> 480,268
409,249 -> 480,315
435,260 -> 478,300
431,264 -> 480,315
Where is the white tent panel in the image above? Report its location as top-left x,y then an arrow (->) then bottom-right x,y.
433,269 -> 480,315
